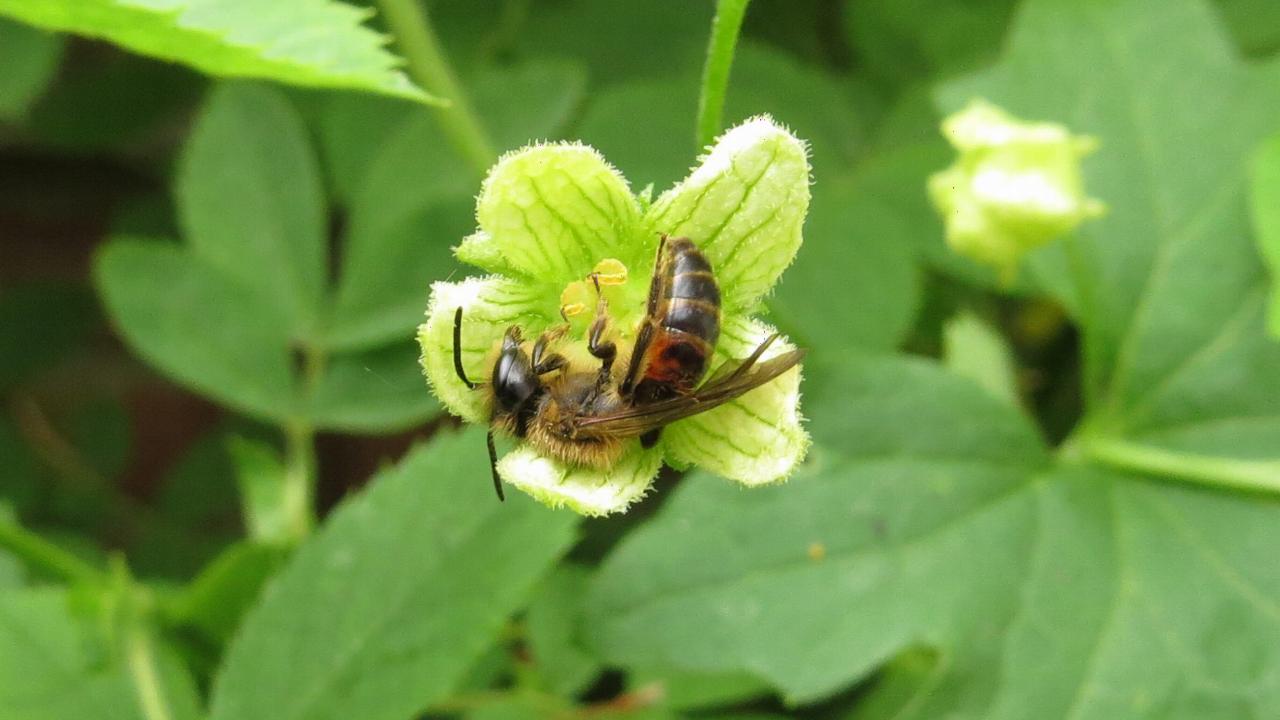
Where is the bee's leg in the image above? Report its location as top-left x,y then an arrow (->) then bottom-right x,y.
530,325 -> 570,376
531,325 -> 568,367
586,278 -> 617,376
533,353 -> 568,376
640,429 -> 662,448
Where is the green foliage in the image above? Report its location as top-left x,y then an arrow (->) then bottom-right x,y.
1253,133 -> 1280,337
97,238 -> 299,421
584,2 -> 1280,718
0,588 -> 143,720
525,565 -> 602,697
5,0 -> 1280,718
846,0 -> 1019,89
179,82 -> 329,338
208,429 -> 577,720
588,355 -> 1047,702
97,82 -> 445,432
0,585 -> 201,720
0,0 -> 432,103
943,310 -> 1019,405
0,18 -> 62,120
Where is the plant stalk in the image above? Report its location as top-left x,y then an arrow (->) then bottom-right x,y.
0,516 -> 104,584
125,618 -> 175,720
1083,436 -> 1280,495
696,0 -> 752,148
282,420 -> 317,540
376,0 -> 497,175
281,344 -> 326,541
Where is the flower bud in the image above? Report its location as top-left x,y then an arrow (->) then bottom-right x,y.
929,99 -> 1105,282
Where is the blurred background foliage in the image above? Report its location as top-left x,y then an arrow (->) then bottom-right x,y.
2,0 -> 1280,719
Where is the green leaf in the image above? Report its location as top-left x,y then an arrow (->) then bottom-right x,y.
517,0 -> 711,85
209,427 -> 578,720
0,18 -> 62,120
845,0 -> 1019,88
590,354 -> 1280,718
1252,133 -> 1280,338
326,196 -> 469,352
178,82 -> 328,338
473,59 -> 588,153
325,60 -> 588,351
587,356 -> 1048,702
768,176 -> 921,352
1213,0 -> 1280,57
526,564 -> 602,697
23,54 -> 202,152
723,43 -> 865,174
975,471 -> 1280,720
938,0 -> 1280,422
0,0 -> 434,103
227,436 -> 292,544
576,78 -> 698,192
308,340 -> 439,432
166,540 -> 285,645
313,58 -> 586,209
588,5 -> 1280,714
943,310 -> 1019,406
0,588 -> 149,720
128,427 -> 241,578
626,668 -> 769,712
95,238 -> 297,422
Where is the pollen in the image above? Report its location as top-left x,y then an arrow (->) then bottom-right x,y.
591,258 -> 628,286
560,280 -> 591,318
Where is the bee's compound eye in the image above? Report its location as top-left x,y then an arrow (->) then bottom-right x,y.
493,347 -> 540,411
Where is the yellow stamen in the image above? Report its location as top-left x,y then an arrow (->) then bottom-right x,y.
591,258 -> 628,286
560,281 -> 591,319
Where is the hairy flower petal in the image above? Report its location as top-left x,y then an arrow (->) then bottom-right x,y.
644,116 -> 810,312
418,276 -> 558,423
663,316 -> 809,486
464,143 -> 643,283
498,442 -> 664,516
929,99 -> 1104,282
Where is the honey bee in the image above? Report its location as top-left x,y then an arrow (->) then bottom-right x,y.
453,235 -> 804,500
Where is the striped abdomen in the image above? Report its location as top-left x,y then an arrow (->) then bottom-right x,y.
627,236 -> 721,405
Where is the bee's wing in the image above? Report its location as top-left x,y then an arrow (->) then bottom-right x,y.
575,347 -> 805,437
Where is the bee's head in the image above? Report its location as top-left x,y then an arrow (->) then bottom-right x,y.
490,326 -> 543,417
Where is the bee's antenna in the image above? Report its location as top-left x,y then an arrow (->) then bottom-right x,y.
453,307 -> 476,389
487,430 -> 504,501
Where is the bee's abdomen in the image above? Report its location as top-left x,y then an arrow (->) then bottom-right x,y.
661,237 -> 721,346
632,237 -> 721,403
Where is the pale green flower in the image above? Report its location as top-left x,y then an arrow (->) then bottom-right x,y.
418,116 -> 811,516
929,99 -> 1105,283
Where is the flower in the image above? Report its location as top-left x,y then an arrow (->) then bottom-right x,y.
417,116 -> 811,516
929,99 -> 1105,283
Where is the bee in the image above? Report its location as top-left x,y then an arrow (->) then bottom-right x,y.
453,235 -> 804,501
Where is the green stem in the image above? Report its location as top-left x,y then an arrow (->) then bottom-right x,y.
376,0 -> 497,175
281,344 -> 326,541
282,420 -> 316,540
1083,436 -> 1280,495
696,0 -> 752,148
125,621 -> 174,720
0,517 -> 103,584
